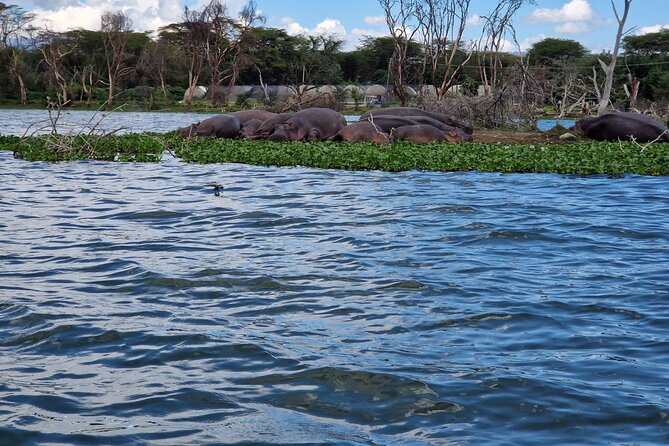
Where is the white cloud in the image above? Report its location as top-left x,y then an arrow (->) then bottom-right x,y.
519,34 -> 546,53
637,24 -> 669,35
275,16 -> 373,50
526,0 -> 593,24
467,14 -> 482,27
31,0 -> 245,33
313,18 -> 347,38
555,21 -> 591,34
363,15 -> 385,26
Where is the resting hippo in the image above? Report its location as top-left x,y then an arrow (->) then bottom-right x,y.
390,124 -> 473,143
230,109 -> 277,124
359,116 -> 420,133
360,107 -> 473,135
275,107 -> 347,141
177,114 -> 241,138
240,119 -> 264,139
329,121 -> 390,144
247,113 -> 293,140
574,112 -> 669,143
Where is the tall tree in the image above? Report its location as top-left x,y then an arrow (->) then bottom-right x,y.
101,10 -> 134,107
477,0 -> 534,95
597,0 -> 632,115
415,0 -> 472,100
0,3 -> 36,103
38,28 -> 76,105
378,0 -> 421,106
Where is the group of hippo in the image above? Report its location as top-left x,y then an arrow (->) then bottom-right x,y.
177,106 -> 669,145
176,106 -> 474,144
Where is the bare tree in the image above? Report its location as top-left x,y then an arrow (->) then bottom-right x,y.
477,0 -> 534,95
597,0 -> 632,115
77,64 -> 98,108
38,28 -> 76,105
1,3 -> 36,104
378,0 -> 420,106
101,10 -> 134,107
415,0 -> 473,100
228,0 -> 265,93
181,6 -> 209,108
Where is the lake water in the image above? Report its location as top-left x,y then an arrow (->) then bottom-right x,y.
1,110 -> 669,445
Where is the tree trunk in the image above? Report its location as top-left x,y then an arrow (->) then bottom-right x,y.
627,72 -> 640,110
16,74 -> 26,105
107,70 -> 115,107
597,0 -> 632,116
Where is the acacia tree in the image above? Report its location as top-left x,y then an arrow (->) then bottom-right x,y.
101,10 -> 134,107
0,3 -> 36,104
378,0 -> 421,106
597,0 -> 632,115
38,28 -> 76,105
415,0 -> 472,100
227,0 -> 265,93
477,0 -> 534,95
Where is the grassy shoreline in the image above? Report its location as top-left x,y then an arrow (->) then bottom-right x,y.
3,132 -> 669,176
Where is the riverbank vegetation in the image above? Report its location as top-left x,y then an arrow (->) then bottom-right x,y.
4,132 -> 669,176
1,1 -> 668,128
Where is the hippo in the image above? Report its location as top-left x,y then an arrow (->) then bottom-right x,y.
230,109 -> 277,124
358,116 -> 421,133
574,112 -> 669,143
240,118 -> 264,139
247,113 -> 293,140
329,121 -> 390,144
390,124 -> 473,143
360,106 -> 474,135
275,108 -> 347,141
177,114 -> 241,139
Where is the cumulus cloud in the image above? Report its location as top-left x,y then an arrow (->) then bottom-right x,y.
30,0 -> 245,34
467,14 -> 482,27
637,24 -> 669,34
526,0 -> 593,24
274,16 -> 375,50
525,0 -> 595,34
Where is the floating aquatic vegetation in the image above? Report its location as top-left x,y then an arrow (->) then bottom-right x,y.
6,132 -> 669,176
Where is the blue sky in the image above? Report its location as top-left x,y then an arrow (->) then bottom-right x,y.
23,0 -> 669,53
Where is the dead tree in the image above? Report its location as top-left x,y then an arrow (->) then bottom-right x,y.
415,0 -> 473,100
597,0 -> 632,115
378,0 -> 420,106
1,4 -> 36,104
477,0 -> 533,95
181,7 -> 209,108
38,28 -> 75,105
101,10 -> 134,107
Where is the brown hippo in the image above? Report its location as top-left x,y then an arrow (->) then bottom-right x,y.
358,116 -> 420,133
390,124 -> 473,143
247,113 -> 293,140
177,114 -> 241,139
360,106 -> 473,135
329,121 -> 390,144
240,119 -> 264,139
230,109 -> 277,124
574,112 -> 669,143
275,108 -> 347,141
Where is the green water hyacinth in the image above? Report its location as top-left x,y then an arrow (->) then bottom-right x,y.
9,133 -> 168,162
176,138 -> 669,176
6,132 -> 669,176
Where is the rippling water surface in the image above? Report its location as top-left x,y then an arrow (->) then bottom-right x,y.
1,111 -> 669,445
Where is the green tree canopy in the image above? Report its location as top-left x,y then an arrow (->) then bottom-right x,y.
527,38 -> 589,64
623,29 -> 669,56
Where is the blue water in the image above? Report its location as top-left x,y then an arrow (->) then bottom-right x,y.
2,110 -> 669,445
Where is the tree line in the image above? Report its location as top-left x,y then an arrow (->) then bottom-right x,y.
0,0 -> 667,117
